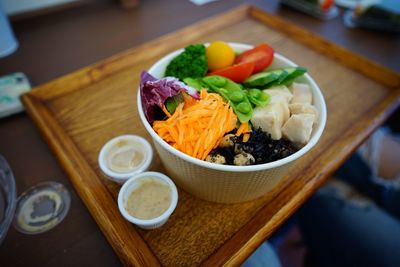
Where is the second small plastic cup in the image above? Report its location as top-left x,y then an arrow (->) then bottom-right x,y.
118,172 -> 178,229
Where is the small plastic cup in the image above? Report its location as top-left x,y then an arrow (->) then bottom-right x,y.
118,172 -> 178,229
98,135 -> 153,184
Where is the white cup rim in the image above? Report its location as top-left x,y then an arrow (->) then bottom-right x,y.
98,134 -> 153,182
118,171 -> 178,226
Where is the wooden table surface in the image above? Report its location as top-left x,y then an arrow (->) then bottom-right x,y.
0,0 -> 399,266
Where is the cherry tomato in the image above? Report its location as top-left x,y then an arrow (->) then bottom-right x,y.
206,41 -> 235,72
234,43 -> 274,74
208,62 -> 255,83
320,0 -> 334,11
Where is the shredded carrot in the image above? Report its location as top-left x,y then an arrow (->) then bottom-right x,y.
153,90 -> 237,160
236,122 -> 252,142
161,105 -> 172,118
236,122 -> 248,137
182,93 -> 197,109
243,133 -> 250,142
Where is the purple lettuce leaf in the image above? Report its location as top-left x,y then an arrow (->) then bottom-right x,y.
140,71 -> 199,123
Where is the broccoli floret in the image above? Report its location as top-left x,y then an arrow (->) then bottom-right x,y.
165,44 -> 208,80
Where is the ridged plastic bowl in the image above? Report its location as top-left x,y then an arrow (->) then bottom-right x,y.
137,43 -> 327,203
0,155 -> 17,244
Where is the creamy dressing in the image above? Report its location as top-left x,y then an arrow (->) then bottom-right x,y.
125,178 -> 171,220
106,139 -> 145,173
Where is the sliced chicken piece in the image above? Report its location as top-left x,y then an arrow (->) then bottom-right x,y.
276,99 -> 290,125
264,87 -> 291,124
290,82 -> 312,104
261,95 -> 290,124
282,114 -> 315,146
264,85 -> 293,103
251,101 -> 288,140
289,103 -> 318,123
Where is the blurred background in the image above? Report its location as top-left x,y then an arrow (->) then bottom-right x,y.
0,0 -> 399,267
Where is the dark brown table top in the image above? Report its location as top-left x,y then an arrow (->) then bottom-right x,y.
0,0 -> 399,266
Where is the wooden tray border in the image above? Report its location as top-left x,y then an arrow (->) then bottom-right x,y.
21,5 -> 400,266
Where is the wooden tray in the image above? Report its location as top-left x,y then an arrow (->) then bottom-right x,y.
22,5 -> 400,267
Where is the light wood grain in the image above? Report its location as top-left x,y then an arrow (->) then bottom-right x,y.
22,95 -> 160,267
202,90 -> 400,266
22,5 -> 400,267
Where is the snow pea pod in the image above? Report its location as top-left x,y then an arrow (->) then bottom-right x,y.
183,77 -> 205,91
202,75 -> 253,123
246,88 -> 270,107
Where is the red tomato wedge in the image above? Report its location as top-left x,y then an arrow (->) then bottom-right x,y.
207,62 -> 255,83
320,0 -> 334,11
234,43 -> 274,74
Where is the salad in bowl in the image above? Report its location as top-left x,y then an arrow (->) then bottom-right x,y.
137,41 -> 326,203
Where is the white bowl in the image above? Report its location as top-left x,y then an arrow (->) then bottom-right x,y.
118,172 -> 178,229
137,43 -> 327,203
98,134 -> 153,184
